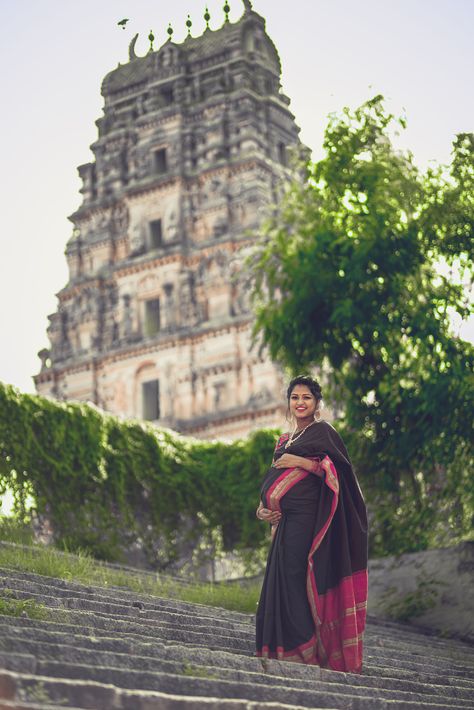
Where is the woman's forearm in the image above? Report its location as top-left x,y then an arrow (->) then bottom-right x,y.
298,456 -> 323,476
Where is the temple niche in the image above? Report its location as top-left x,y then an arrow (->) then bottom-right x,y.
34,1 -> 302,440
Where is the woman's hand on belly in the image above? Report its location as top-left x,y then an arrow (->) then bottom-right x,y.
257,506 -> 282,525
273,453 -> 302,468
274,453 -> 322,476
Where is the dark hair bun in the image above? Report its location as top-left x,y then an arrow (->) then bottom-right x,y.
287,375 -> 323,401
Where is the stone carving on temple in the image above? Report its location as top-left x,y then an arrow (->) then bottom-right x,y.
121,294 -> 133,340
112,202 -> 129,235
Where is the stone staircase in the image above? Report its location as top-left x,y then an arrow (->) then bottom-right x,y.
0,566 -> 473,709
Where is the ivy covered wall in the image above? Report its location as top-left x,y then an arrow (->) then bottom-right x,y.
0,381 -> 275,567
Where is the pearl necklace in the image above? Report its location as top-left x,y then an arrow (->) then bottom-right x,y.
285,420 -> 316,448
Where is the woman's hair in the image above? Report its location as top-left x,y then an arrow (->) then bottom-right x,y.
286,375 -> 323,421
287,375 -> 323,402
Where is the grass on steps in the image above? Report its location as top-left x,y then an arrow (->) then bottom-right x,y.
0,543 -> 260,614
0,588 -> 61,621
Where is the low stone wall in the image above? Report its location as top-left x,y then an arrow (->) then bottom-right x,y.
368,541 -> 474,642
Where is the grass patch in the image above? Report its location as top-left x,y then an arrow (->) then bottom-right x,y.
182,662 -> 220,680
0,516 -> 34,545
0,543 -> 260,614
0,589 -> 53,620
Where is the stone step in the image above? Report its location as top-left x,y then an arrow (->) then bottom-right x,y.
3,611 -> 474,686
0,575 -> 253,633
0,701 -> 89,710
40,658 -> 474,707
0,670 -> 324,710
4,621 -> 474,696
3,567 -> 474,673
0,620 -> 472,700
1,638 -> 474,704
0,703 -> 85,710
0,664 -> 470,710
1,566 -> 474,709
0,569 -> 249,621
1,617 -> 252,660
3,607 -> 474,685
3,568 -> 473,666
2,568 -> 469,649
4,586 -> 252,639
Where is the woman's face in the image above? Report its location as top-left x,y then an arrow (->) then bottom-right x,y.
289,384 -> 317,422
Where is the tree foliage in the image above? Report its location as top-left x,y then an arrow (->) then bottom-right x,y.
249,96 -> 474,554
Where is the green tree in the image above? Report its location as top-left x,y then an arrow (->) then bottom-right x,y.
249,96 -> 474,555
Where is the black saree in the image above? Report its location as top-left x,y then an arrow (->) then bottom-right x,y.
255,420 -> 368,672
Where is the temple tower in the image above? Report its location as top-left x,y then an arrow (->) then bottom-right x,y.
34,2 -> 302,439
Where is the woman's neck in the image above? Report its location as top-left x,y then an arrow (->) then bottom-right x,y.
295,417 -> 314,430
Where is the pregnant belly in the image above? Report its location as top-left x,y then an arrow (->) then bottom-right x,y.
278,474 -> 321,516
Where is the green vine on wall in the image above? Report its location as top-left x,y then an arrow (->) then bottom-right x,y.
0,381 -> 275,566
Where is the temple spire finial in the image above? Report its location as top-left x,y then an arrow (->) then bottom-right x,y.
223,2 -> 230,23
186,14 -> 192,37
204,6 -> 211,29
148,29 -> 155,52
166,22 -> 174,41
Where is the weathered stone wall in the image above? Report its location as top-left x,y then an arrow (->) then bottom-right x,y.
368,541 -> 474,641
235,542 -> 474,640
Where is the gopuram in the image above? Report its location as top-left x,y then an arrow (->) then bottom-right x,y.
34,1 -> 303,439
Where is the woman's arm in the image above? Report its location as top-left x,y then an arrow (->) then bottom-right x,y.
273,453 -> 323,477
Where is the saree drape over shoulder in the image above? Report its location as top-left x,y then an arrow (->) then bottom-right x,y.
255,421 -> 368,673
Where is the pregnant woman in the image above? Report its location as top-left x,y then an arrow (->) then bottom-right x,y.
256,375 -> 368,673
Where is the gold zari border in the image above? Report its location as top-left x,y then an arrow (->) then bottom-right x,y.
269,468 -> 306,509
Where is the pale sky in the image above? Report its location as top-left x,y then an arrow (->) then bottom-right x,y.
1,0 -> 473,393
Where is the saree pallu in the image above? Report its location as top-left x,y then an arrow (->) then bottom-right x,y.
255,421 -> 368,673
